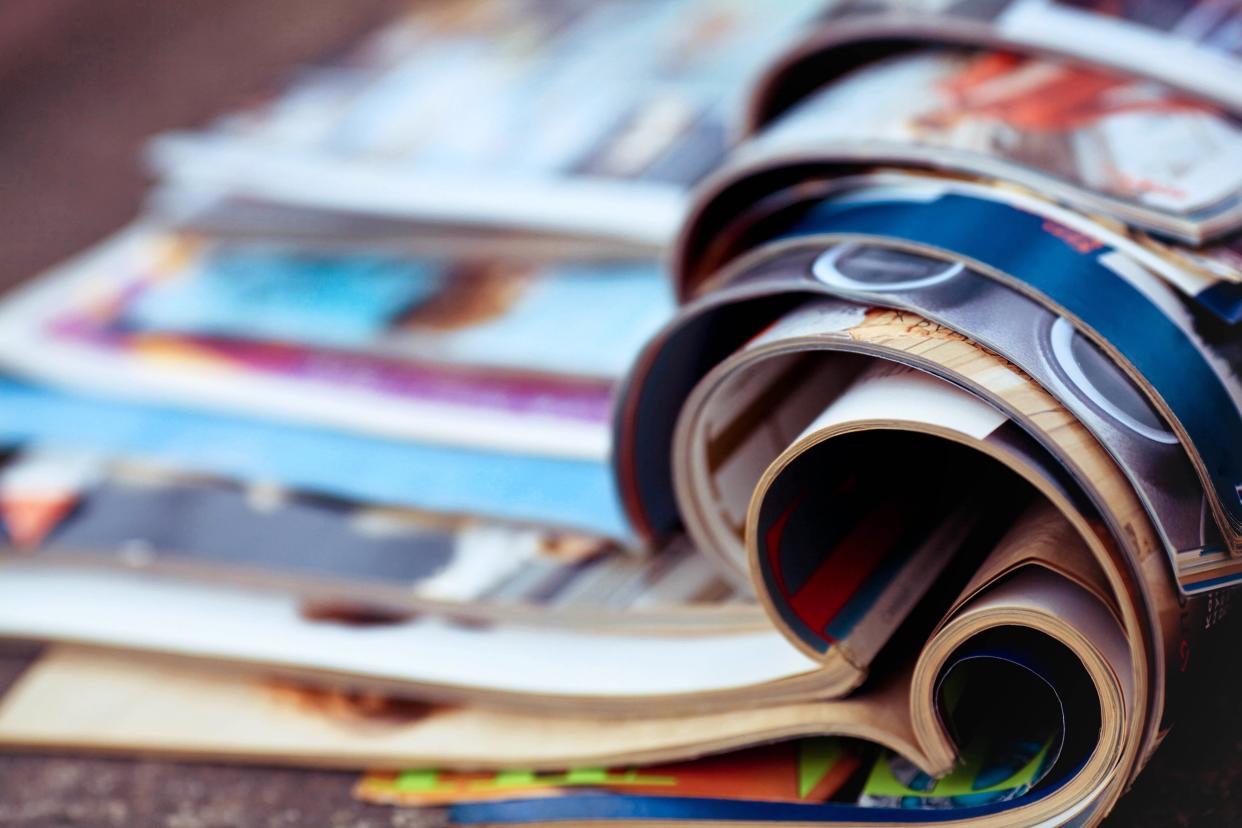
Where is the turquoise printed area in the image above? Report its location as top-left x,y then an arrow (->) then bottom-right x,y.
0,377 -> 628,538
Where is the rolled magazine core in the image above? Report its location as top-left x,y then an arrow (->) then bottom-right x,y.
748,426 -> 1132,814
749,428 -> 1021,658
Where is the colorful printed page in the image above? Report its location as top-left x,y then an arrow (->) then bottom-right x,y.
798,0 -> 1242,124
113,236 -> 675,379
151,0 -> 824,242
757,48 -> 1242,223
444,738 -> 1061,825
0,378 -> 629,538
0,448 -> 741,619
442,643 -> 1071,823
0,230 -> 674,460
858,737 -> 1055,810
362,654 -> 1064,815
355,739 -> 861,806
444,737 -> 1061,826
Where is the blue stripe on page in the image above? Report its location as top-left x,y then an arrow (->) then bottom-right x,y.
0,377 -> 628,537
449,791 -> 1049,825
1183,571 -> 1242,593
1196,281 -> 1242,325
822,530 -> 908,642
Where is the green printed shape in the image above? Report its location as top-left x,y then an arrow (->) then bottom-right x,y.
489,770 -> 540,788
394,769 -> 443,792
972,739 -> 1052,795
401,765 -> 682,795
864,753 -> 931,799
563,767 -> 677,787
864,736 -> 1054,801
607,771 -> 678,787
798,739 -> 843,798
564,768 -> 610,784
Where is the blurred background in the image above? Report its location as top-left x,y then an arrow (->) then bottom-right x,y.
0,1 -> 404,295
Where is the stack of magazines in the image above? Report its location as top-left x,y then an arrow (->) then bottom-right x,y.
0,1 -> 1240,826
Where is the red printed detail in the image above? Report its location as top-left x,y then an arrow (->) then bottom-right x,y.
764,493 -> 806,602
787,503 -> 907,642
1041,220 -> 1104,255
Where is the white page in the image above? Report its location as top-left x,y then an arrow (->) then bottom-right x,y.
0,564 -> 816,699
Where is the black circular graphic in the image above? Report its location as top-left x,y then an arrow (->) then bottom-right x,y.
1044,316 -> 1177,444
812,244 -> 964,291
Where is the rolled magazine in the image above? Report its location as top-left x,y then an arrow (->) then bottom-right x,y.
593,9 -> 1242,827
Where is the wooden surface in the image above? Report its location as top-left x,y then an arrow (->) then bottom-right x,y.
0,2 -> 1238,826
